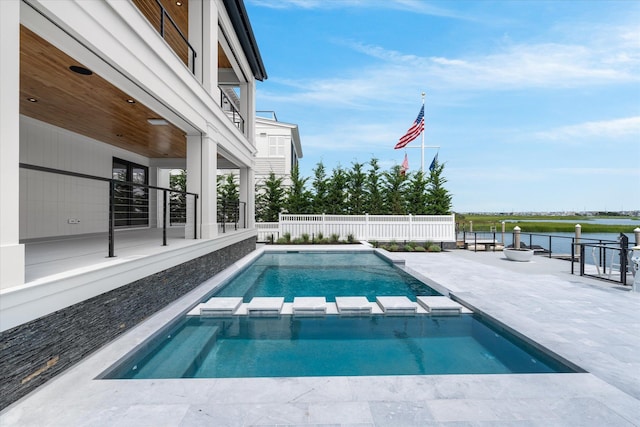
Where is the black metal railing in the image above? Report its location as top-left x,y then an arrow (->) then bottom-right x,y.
579,234 -> 632,286
155,0 -> 197,74
218,199 -> 246,233
20,163 -> 198,258
458,229 -> 635,285
220,89 -> 245,133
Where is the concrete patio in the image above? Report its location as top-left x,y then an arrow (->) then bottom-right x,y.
1,246 -> 639,426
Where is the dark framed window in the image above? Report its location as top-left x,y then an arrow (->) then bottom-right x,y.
112,158 -> 149,227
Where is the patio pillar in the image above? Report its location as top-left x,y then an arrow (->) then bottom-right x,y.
186,130 -> 218,239
189,0 -> 218,95
0,0 -> 25,290
239,167 -> 255,229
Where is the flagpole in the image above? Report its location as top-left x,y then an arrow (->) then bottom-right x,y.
421,92 -> 426,173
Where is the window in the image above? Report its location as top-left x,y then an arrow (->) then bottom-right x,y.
268,136 -> 286,157
112,158 -> 149,227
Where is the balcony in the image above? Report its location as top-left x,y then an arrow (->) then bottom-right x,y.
132,0 -> 196,73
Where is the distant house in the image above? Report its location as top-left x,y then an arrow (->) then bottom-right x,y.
0,0 -> 266,409
255,113 -> 303,186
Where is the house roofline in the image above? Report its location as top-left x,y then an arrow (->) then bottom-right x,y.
223,0 -> 267,81
255,116 -> 303,158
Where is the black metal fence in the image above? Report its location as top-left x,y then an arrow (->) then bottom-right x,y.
154,0 -> 197,73
458,230 -> 635,286
20,163 -> 198,258
218,198 -> 246,233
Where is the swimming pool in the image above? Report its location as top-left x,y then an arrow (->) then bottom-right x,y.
103,314 -> 576,379
213,251 -> 441,302
101,249 -> 579,379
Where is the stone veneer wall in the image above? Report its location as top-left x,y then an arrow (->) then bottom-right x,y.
0,236 -> 256,410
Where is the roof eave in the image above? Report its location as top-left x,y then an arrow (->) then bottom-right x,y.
223,0 -> 268,82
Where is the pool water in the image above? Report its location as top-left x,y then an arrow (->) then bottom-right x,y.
214,252 -> 440,302
101,250 -> 579,380
105,315 -> 576,379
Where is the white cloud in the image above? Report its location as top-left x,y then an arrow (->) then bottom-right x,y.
248,0 -> 472,19
536,117 -> 640,141
258,21 -> 639,111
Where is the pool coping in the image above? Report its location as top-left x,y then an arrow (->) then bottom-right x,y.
2,245 -> 639,425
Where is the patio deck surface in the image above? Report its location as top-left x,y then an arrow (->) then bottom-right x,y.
2,246 -> 639,426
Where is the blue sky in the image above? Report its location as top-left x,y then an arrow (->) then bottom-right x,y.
246,0 -> 640,213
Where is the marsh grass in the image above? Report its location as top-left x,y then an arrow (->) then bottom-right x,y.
459,215 -> 637,233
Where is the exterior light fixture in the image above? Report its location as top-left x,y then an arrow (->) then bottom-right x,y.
126,99 -> 136,104
147,118 -> 169,126
27,97 -> 38,102
69,65 -> 93,75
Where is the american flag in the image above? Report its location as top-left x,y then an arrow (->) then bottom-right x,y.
394,105 -> 424,149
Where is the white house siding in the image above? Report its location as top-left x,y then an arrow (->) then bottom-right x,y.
19,116 -> 155,240
254,157 -> 287,181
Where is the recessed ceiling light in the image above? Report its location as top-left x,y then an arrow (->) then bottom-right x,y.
176,1 -> 182,6
147,118 -> 169,126
126,99 -> 136,104
27,97 -> 38,102
116,134 -> 124,137
69,65 -> 93,75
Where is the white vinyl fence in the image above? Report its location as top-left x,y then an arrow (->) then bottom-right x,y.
256,214 -> 456,243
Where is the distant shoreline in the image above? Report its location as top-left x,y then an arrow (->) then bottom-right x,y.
457,214 -> 639,233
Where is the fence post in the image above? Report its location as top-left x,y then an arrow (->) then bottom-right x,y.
635,227 -> 640,246
501,221 -> 505,245
108,180 -> 115,257
365,213 -> 369,241
193,195 -> 198,239
513,226 -> 521,249
470,220 -> 473,233
322,213 -> 326,237
278,212 -> 282,240
408,214 -> 412,242
619,233 -> 628,286
162,190 -> 167,246
574,224 -> 581,254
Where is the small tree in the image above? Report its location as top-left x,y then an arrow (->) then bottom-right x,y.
217,173 -> 239,224
285,164 -> 312,214
383,165 -> 408,214
425,161 -> 452,214
311,161 -> 328,214
169,169 -> 186,224
256,172 -> 285,222
404,170 -> 429,215
326,166 -> 348,214
217,173 -> 239,204
365,157 -> 384,214
347,162 -> 367,214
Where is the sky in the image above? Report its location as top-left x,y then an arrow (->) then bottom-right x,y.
245,0 -> 640,213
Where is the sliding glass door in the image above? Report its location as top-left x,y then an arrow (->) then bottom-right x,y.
112,158 -> 149,227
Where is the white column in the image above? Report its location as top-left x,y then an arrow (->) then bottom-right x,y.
240,80 -> 256,139
192,0 -> 218,95
0,0 -> 25,290
239,167 -> 255,229
187,127 -> 219,239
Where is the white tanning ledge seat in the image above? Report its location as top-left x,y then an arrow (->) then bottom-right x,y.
292,297 -> 327,316
199,297 -> 243,317
246,297 -> 285,317
376,296 -> 417,315
417,296 -> 463,316
335,296 -> 372,315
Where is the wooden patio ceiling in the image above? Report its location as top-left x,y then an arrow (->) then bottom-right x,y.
19,6 -> 236,162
